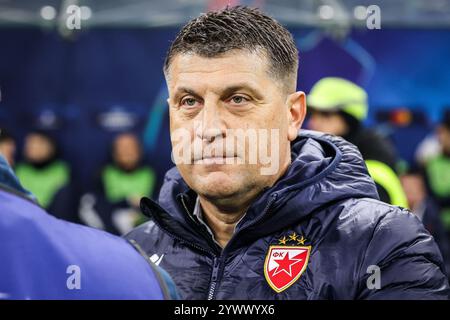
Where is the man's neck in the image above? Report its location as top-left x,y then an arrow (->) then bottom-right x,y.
198,197 -> 248,248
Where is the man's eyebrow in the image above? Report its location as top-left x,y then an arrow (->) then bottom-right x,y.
172,87 -> 202,101
220,84 -> 263,100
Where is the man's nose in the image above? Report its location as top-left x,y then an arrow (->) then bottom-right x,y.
195,104 -> 226,142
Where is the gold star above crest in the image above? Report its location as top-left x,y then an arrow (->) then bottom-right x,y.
297,236 -> 306,245
278,236 -> 288,245
289,232 -> 298,241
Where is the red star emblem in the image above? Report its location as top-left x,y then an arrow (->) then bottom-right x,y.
264,246 -> 311,293
272,252 -> 302,277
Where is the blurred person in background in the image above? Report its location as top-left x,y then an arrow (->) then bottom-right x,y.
0,128 -> 16,167
307,77 -> 408,208
423,110 -> 450,236
400,166 -> 450,275
79,132 -> 156,235
15,130 -> 78,222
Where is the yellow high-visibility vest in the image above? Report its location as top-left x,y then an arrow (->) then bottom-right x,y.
365,159 -> 408,209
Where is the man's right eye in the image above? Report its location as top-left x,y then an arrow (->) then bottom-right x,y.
181,97 -> 198,108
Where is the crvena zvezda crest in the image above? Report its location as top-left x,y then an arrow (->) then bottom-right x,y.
264,245 -> 311,293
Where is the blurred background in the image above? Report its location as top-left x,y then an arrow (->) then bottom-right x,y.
0,0 -> 449,269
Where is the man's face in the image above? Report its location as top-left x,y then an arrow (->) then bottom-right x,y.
307,110 -> 348,136
113,134 -> 141,171
400,174 -> 425,211
166,50 -> 305,204
24,133 -> 54,164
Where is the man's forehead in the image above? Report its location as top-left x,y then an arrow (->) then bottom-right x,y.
166,50 -> 271,85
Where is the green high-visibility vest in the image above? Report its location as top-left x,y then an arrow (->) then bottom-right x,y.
365,159 -> 408,209
425,155 -> 450,199
15,161 -> 70,208
102,165 -> 156,203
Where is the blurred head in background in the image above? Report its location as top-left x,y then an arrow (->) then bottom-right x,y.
437,109 -> 450,156
306,77 -> 406,207
23,131 -> 57,167
400,168 -> 427,212
0,129 -> 16,166
112,133 -> 142,172
307,77 -> 368,138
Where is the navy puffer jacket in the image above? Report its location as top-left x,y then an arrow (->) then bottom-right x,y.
126,131 -> 450,299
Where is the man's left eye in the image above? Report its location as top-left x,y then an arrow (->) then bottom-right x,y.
230,96 -> 248,104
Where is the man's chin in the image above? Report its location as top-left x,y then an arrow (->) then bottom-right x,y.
194,171 -> 242,199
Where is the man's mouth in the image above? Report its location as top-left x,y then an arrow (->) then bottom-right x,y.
193,156 -> 237,165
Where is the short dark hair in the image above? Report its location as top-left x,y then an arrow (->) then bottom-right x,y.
164,6 -> 299,88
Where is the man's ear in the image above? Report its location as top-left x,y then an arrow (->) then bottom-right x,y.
286,91 -> 307,141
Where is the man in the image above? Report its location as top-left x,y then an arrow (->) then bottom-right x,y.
15,131 -> 71,209
104,133 -> 156,205
307,77 -> 408,207
126,6 -> 449,299
0,154 -> 178,300
80,132 -> 156,235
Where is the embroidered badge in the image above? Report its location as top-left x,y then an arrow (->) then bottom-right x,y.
264,232 -> 311,293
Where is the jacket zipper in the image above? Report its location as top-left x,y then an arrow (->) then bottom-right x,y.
179,195 -> 226,300
202,193 -> 279,300
207,257 -> 221,300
